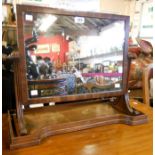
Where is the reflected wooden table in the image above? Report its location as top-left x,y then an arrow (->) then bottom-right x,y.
3,100 -> 152,155
28,78 -> 67,97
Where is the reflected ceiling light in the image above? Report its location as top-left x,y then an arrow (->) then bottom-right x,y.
66,35 -> 70,40
82,144 -> 97,154
62,31 -> 65,36
39,15 -> 57,32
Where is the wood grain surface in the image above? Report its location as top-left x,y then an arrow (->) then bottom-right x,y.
3,100 -> 152,155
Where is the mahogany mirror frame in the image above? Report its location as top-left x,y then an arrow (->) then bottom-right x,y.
16,4 -> 130,105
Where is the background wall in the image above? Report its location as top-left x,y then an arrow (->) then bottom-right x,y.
100,0 -> 153,44
100,0 -> 136,22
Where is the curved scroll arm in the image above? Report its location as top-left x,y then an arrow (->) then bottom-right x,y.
111,52 -> 141,116
112,93 -> 141,116
142,63 -> 153,105
13,57 -> 28,135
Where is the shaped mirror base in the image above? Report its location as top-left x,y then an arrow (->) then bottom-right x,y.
8,99 -> 147,149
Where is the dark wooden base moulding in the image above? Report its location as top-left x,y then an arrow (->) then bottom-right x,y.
8,100 -> 147,150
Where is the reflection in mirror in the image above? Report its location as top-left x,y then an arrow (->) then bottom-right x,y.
23,12 -> 125,98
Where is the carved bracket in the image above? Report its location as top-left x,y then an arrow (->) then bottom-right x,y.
112,93 -> 141,116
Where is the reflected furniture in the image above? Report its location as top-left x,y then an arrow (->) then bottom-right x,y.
128,39 -> 153,89
128,39 -> 153,103
142,64 -> 153,106
28,78 -> 67,97
8,4 -> 147,149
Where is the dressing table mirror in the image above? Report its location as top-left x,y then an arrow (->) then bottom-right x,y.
8,4 -> 147,149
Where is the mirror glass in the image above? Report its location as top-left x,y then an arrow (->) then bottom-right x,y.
23,12 -> 125,98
